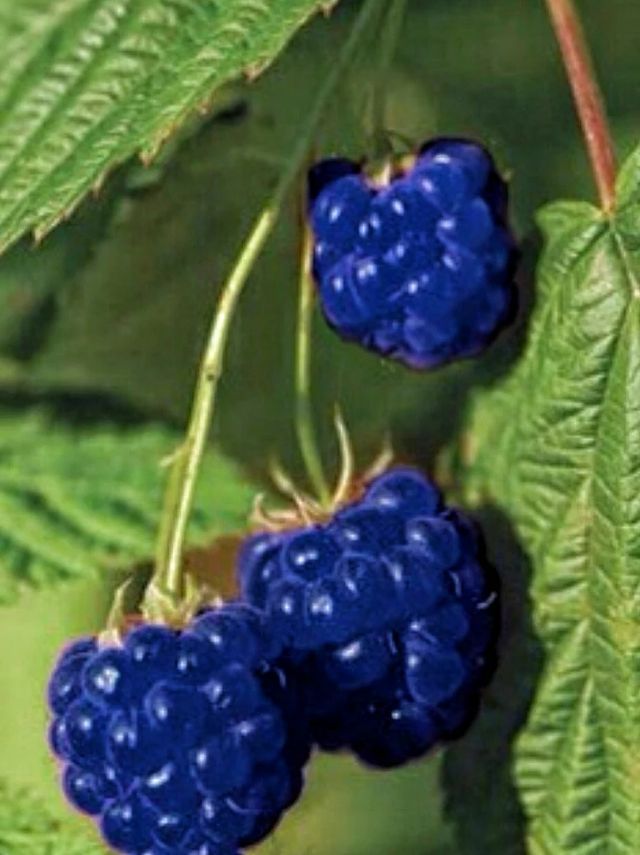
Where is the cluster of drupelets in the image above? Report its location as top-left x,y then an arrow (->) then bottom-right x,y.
47,138 -> 514,855
47,467 -> 498,855
309,138 -> 516,368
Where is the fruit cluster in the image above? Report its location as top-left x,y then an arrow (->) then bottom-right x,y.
308,138 -> 517,368
45,104 -> 515,852
48,468 -> 498,854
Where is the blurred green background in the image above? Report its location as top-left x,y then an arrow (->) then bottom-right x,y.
0,0 -> 637,852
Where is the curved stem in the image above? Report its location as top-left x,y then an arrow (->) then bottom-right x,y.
545,0 -> 616,212
149,0 -> 385,609
295,227 -> 332,507
152,211 -> 275,605
370,0 -> 408,158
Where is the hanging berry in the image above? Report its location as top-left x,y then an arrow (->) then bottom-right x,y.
47,603 -> 310,855
308,138 -> 518,369
239,465 -> 499,768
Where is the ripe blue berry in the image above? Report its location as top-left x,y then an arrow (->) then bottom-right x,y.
47,603 -> 308,854
308,138 -> 517,368
238,466 -> 498,768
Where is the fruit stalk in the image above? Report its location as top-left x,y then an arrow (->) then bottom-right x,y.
370,0 -> 408,158
545,0 -> 616,212
150,0 -> 386,611
295,225 -> 332,507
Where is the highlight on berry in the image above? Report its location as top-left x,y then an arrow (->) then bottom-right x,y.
308,138 -> 518,369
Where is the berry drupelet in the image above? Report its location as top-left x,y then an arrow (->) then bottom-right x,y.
238,466 -> 498,768
47,602 -> 308,855
308,138 -> 517,369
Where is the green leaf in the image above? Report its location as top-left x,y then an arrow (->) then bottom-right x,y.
0,408 -> 254,604
0,0 -> 335,254
0,779 -> 107,854
459,148 -> 640,853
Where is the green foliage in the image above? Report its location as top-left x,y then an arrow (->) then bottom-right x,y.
459,143 -> 640,853
0,778 -> 106,854
0,0 -> 636,480
0,0 -> 334,253
0,408 -> 254,604
0,1 -> 637,853
261,753 -> 455,855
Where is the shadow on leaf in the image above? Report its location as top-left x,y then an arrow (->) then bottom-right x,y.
441,503 -> 543,855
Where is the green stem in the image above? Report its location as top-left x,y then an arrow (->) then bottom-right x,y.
370,0 -> 408,158
295,227 -> 332,507
544,0 -> 616,212
149,0 -> 385,609
152,210 -> 275,605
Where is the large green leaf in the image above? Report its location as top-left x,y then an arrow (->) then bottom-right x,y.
459,145 -> 640,853
0,0 -> 334,253
0,408 -> 254,604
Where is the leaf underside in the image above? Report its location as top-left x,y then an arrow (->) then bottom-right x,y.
0,408 -> 254,605
0,0 -> 333,254
461,146 -> 640,853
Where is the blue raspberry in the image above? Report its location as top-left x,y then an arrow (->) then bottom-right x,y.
47,602 -> 308,854
308,138 -> 517,368
238,466 -> 498,768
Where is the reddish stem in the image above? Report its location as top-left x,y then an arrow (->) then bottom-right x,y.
545,0 -> 616,212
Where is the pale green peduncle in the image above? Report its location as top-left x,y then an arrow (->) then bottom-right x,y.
147,0 -> 386,615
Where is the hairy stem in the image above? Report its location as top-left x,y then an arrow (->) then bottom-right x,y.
295,227 -> 332,507
545,0 -> 616,212
150,0 -> 384,609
